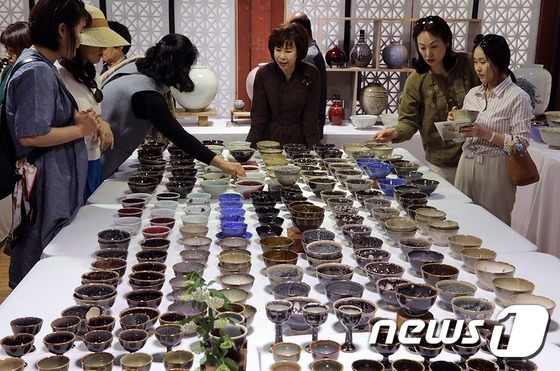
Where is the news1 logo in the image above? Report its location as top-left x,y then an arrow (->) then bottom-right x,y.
369,305 -> 549,358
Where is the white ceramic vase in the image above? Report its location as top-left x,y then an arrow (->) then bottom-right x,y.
245,62 -> 267,101
513,64 -> 552,116
171,65 -> 218,111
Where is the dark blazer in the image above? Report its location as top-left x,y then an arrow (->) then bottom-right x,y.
246,61 -> 321,148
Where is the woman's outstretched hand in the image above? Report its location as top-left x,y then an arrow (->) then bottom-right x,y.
372,128 -> 399,143
211,156 -> 247,180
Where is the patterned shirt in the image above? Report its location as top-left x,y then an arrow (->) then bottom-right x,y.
461,76 -> 532,157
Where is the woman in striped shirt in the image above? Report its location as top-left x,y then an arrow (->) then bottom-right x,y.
452,34 -> 532,225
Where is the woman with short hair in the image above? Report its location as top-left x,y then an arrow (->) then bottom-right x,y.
246,22 -> 321,148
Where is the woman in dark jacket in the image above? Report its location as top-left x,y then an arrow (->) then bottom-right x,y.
246,23 -> 321,148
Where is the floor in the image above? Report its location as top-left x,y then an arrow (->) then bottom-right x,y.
0,243 -> 12,304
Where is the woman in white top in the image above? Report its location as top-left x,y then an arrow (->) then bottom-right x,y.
58,5 -> 129,200
452,34 -> 532,225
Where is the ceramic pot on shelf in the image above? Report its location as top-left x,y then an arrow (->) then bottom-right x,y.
359,81 -> 389,115
382,39 -> 408,69
171,65 -> 218,111
245,62 -> 268,101
350,30 -> 372,68
326,45 -> 347,67
328,95 -> 345,125
513,64 -> 552,116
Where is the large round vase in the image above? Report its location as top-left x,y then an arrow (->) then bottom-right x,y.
350,30 -> 372,68
359,82 -> 389,115
382,40 -> 408,69
171,65 -> 218,111
513,64 -> 552,116
245,63 -> 267,101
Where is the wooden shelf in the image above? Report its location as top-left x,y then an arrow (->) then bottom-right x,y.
318,17 -> 482,117
175,107 -> 217,126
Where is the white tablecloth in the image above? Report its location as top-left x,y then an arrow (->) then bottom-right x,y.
0,256 -> 260,370
21,145 -> 547,370
180,117 -> 428,165
511,141 -> 560,257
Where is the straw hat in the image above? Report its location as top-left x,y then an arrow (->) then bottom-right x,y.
81,5 -> 130,48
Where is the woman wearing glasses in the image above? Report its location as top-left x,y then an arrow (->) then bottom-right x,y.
58,4 -> 126,200
373,16 -> 479,183
5,0 -> 98,287
451,34 -> 532,225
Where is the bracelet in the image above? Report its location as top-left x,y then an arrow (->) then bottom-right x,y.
488,131 -> 496,142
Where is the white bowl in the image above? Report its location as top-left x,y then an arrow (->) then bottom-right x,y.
539,127 -> 560,147
350,115 -> 377,130
183,205 -> 211,217
153,200 -> 178,211
544,111 -> 560,126
380,113 -> 399,127
149,208 -> 176,219
238,171 -> 267,182
113,217 -> 142,234
181,215 -> 209,226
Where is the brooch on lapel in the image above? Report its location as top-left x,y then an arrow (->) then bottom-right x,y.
302,73 -> 312,88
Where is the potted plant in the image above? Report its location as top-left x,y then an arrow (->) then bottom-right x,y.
179,271 -> 247,371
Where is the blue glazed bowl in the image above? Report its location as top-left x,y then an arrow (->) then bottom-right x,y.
218,193 -> 243,202
377,178 -> 407,196
363,163 -> 394,179
219,201 -> 244,209
219,215 -> 245,223
530,125 -> 546,142
355,158 -> 381,172
220,208 -> 246,217
220,222 -> 248,237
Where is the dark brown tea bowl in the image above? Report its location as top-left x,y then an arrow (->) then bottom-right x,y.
43,331 -> 76,355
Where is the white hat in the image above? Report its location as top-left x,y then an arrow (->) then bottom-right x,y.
81,5 -> 130,48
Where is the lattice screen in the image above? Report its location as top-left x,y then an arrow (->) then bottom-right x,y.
352,1 -> 410,113
175,0 -> 235,118
287,0 -> 346,51
418,0 -> 473,52
478,0 -> 539,66
105,1 -> 169,59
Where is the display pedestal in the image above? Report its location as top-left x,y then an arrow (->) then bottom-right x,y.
230,106 -> 251,125
175,107 -> 217,126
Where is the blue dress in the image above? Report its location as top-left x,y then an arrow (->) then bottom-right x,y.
5,49 -> 87,287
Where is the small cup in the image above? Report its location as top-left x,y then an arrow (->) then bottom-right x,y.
36,355 -> 70,371
120,352 -> 152,370
81,352 -> 114,371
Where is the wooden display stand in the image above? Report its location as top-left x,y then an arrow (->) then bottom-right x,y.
317,17 -> 482,117
175,107 -> 217,126
230,106 -> 251,124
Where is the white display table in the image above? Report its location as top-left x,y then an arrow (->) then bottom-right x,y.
7,145 -> 548,370
511,141 -> 560,258
179,117 -> 428,165
0,256 -> 260,370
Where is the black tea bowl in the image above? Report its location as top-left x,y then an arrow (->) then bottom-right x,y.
43,331 -> 76,355
0,333 -> 34,357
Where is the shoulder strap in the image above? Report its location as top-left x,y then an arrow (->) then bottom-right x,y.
1,56 -> 72,164
5,55 -> 78,109
430,72 -> 456,111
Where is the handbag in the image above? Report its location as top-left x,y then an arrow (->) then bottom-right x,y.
507,145 -> 539,186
